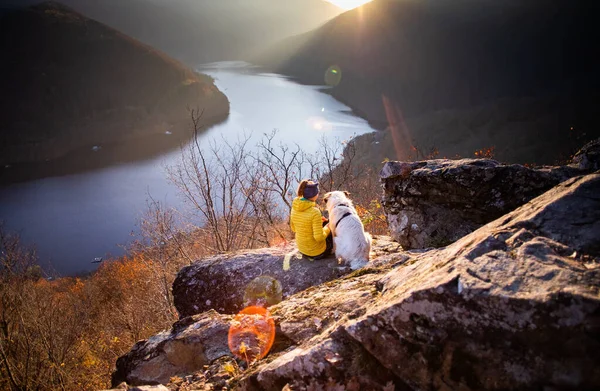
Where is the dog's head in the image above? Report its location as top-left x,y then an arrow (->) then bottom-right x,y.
323,190 -> 352,210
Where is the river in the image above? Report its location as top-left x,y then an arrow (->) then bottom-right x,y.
0,62 -> 376,276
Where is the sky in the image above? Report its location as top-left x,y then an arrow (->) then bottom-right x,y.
326,0 -> 373,10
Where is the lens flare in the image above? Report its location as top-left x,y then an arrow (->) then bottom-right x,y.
244,275 -> 283,308
228,306 -> 275,363
326,0 -> 373,10
324,65 -> 342,87
307,116 -> 333,131
382,94 -> 414,160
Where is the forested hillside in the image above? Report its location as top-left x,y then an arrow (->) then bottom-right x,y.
257,0 -> 599,164
0,2 -> 229,175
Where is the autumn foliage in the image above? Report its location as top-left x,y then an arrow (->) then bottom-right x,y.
474,146 -> 496,159
0,228 -> 180,390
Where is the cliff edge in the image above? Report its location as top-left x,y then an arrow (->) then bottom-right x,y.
108,142 -> 600,390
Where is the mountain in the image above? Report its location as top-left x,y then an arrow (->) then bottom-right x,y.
1,0 -> 344,65
0,2 -> 229,177
256,0 -> 599,164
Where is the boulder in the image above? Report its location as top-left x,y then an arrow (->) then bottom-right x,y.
115,174 -> 600,390
172,237 -> 401,318
346,174 -> 600,391
572,137 -> 600,171
380,157 -> 587,249
111,311 -> 232,387
239,257 -> 412,390
237,173 -> 600,390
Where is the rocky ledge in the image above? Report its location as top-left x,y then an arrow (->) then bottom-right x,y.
111,166 -> 600,390
172,237 -> 401,318
380,138 -> 599,250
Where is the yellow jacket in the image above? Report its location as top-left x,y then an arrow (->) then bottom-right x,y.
290,197 -> 331,257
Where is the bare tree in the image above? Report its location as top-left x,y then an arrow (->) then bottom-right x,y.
300,135 -> 360,194
254,130 -> 302,210
0,224 -> 39,280
0,224 -> 38,391
166,109 -> 259,253
129,195 -> 194,320
165,110 -> 379,255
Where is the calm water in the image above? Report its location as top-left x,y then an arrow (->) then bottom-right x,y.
0,62 -> 375,276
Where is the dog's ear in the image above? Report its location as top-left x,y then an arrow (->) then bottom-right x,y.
323,192 -> 331,204
344,191 -> 351,197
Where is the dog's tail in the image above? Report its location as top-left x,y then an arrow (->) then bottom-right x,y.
348,233 -> 373,270
365,232 -> 373,248
364,232 -> 373,256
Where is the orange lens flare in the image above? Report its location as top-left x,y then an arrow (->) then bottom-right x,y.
382,94 -> 414,160
228,306 -> 275,363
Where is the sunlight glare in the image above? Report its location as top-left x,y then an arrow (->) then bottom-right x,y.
307,116 -> 333,132
326,0 -> 373,10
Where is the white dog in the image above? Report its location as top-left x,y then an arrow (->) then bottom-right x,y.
323,191 -> 372,270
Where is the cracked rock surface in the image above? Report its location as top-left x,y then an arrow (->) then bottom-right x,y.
237,173 -> 600,390
380,147 -> 596,250
172,237 -> 400,318
111,170 -> 600,390
111,311 -> 233,387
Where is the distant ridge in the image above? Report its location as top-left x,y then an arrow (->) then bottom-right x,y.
0,1 -> 229,179
256,0 -> 599,164
1,0 -> 344,65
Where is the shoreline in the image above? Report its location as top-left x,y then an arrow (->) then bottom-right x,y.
248,63 -> 389,131
0,112 -> 229,187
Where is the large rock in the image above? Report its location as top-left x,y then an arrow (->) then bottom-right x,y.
115,174 -> 600,390
237,173 -> 600,390
380,158 -> 588,249
172,238 -> 401,318
346,175 -> 600,391
111,311 -> 232,387
572,138 -> 600,171
239,257 -> 412,390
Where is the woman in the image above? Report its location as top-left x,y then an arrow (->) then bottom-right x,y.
290,179 -> 333,259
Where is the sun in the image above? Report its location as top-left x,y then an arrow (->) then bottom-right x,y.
326,0 -> 373,11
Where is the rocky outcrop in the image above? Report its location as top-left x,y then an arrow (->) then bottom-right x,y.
172,238 -> 401,318
111,311 -> 233,387
572,138 -> 600,171
343,174 -> 600,390
380,157 -> 592,250
236,173 -> 600,390
111,238 -> 402,388
112,247 -> 409,390
172,243 -> 345,318
114,172 -> 599,390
